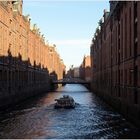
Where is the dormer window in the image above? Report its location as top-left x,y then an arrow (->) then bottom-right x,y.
12,0 -> 20,13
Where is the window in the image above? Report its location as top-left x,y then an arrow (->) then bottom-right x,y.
125,69 -> 127,84
134,91 -> 138,104
125,13 -> 127,58
121,18 -> 123,60
129,7 -> 132,57
134,1 -> 137,19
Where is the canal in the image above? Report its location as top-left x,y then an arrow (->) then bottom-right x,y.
0,84 -> 139,139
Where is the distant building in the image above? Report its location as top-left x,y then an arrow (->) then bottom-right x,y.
66,68 -> 74,78
73,67 -> 80,78
80,55 -> 91,82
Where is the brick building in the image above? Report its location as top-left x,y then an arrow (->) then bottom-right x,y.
73,67 -> 80,78
48,45 -> 65,81
80,55 -> 91,82
90,1 -> 140,126
66,67 -> 80,78
0,0 -> 65,107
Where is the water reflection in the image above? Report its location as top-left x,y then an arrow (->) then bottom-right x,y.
0,84 -> 139,139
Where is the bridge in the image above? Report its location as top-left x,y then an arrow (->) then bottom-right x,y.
52,78 -> 90,85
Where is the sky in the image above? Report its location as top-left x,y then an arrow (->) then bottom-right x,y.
23,0 -> 109,70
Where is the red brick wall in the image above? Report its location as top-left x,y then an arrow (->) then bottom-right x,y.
91,2 -> 140,125
80,56 -> 91,82
0,1 -> 65,105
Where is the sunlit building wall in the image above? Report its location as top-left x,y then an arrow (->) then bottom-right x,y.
80,55 -> 91,82
0,0 -> 65,107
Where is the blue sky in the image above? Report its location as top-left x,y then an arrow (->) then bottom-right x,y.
23,0 -> 109,70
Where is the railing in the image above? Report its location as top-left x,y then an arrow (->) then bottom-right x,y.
52,78 -> 90,85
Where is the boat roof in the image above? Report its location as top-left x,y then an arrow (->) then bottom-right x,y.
55,95 -> 74,101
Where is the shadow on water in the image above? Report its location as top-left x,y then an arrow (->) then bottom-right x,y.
0,84 -> 140,139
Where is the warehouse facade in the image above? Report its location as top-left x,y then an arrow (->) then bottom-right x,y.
90,1 -> 140,126
0,1 -> 65,107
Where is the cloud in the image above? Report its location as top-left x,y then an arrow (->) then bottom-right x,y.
50,39 -> 91,69
50,39 -> 91,47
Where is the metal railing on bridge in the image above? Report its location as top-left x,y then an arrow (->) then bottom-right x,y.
52,78 -> 90,85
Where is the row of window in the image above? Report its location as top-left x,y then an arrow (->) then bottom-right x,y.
0,69 -> 49,87
92,67 -> 140,87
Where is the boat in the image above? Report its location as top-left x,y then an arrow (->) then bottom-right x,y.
54,95 -> 76,109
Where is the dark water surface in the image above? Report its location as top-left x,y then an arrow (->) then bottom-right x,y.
0,84 -> 139,139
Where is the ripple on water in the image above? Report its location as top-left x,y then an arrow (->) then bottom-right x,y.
0,84 -> 140,139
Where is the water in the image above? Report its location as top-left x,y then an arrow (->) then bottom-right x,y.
0,84 -> 139,139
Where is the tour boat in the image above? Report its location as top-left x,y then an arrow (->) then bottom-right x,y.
54,95 -> 76,109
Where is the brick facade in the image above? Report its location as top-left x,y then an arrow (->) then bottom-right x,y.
0,1 -> 65,107
90,1 -> 140,126
80,55 -> 91,82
